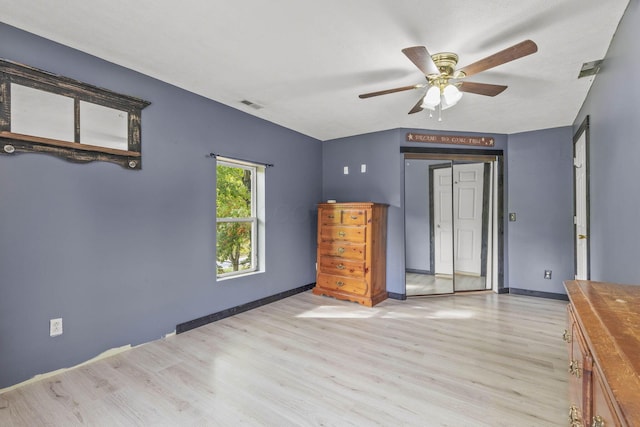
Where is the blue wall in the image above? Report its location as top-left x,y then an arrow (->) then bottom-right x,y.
322,129 -> 512,296
0,23 -> 322,388
507,127 -> 574,294
573,0 -> 640,284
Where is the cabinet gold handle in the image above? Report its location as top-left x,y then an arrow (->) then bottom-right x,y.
338,231 -> 346,237
569,360 -> 581,378
350,215 -> 358,220
592,415 -> 605,427
569,405 -> 582,427
563,329 -> 572,343
327,215 -> 334,219
336,281 -> 345,287
337,264 -> 345,270
337,247 -> 345,254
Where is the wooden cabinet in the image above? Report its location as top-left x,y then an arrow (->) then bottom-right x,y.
564,280 -> 640,426
313,202 -> 388,307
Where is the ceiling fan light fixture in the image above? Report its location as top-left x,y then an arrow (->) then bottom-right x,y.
443,84 -> 462,107
421,85 -> 441,110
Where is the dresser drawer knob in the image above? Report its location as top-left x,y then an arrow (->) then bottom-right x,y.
337,264 -> 345,270
338,231 -> 346,237
569,405 -> 582,427
336,281 -> 345,287
569,360 -> 581,378
591,415 -> 605,427
327,215 -> 334,219
562,329 -> 572,343
350,215 -> 359,220
337,247 -> 345,254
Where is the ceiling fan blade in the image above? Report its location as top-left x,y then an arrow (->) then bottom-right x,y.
408,96 -> 425,114
402,46 -> 440,76
458,81 -> 508,96
358,84 -> 424,99
456,40 -> 538,78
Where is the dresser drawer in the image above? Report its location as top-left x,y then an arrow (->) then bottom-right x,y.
320,209 -> 341,225
318,243 -> 366,260
317,273 -> 368,295
568,305 -> 593,426
319,208 -> 368,226
320,226 -> 366,243
341,209 -> 367,225
319,256 -> 366,277
592,366 -> 621,427
566,307 -> 584,425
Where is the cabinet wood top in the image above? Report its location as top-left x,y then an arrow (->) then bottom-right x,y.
564,280 -> 640,425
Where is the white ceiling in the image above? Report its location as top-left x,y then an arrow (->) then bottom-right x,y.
0,0 -> 630,141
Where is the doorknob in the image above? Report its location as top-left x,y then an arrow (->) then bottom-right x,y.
578,234 -> 587,240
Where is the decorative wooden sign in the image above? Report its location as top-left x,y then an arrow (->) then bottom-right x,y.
406,133 -> 495,147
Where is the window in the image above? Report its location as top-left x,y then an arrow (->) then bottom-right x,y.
216,158 -> 265,279
0,59 -> 149,169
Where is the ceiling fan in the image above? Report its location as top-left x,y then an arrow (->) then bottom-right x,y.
359,40 -> 538,119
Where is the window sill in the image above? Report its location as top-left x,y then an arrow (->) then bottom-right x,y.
217,269 -> 265,282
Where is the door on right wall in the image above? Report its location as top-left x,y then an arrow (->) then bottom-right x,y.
574,121 -> 589,280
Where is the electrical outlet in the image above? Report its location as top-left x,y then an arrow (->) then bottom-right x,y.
50,318 -> 63,337
544,270 -> 552,280
509,212 -> 517,222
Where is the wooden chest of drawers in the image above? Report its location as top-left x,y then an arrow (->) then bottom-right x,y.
564,280 -> 640,427
313,202 -> 388,307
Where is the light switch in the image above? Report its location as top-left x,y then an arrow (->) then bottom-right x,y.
343,166 -> 349,175
361,164 -> 366,173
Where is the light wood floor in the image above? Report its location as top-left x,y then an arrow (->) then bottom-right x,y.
0,291 -> 569,426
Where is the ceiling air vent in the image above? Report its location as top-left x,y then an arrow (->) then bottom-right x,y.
240,99 -> 264,110
578,60 -> 603,78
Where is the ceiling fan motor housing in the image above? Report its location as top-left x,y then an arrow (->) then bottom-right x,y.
431,53 -> 458,76
429,53 -> 462,87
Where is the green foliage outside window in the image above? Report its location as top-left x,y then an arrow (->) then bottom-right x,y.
216,163 -> 254,275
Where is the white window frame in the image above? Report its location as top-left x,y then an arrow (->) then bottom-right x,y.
216,157 -> 265,280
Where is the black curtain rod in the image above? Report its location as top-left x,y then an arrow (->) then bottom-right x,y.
207,153 -> 274,168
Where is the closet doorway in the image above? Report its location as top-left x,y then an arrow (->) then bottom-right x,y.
403,149 -> 503,296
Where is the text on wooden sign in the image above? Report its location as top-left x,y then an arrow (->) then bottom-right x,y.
406,133 -> 495,147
